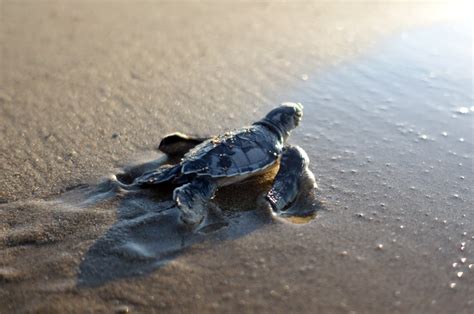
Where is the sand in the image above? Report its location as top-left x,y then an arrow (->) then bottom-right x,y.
1,1 -> 472,313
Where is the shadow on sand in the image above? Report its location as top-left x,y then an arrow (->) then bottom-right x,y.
75,155 -> 320,287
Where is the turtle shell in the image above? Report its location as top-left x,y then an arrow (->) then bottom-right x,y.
181,126 -> 282,178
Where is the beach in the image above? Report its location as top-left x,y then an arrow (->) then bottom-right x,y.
1,1 -> 472,313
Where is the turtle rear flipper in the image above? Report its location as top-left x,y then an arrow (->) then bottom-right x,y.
158,132 -> 209,157
173,176 -> 218,227
266,145 -> 319,217
133,164 -> 182,187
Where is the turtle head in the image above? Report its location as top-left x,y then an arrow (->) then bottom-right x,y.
257,103 -> 303,141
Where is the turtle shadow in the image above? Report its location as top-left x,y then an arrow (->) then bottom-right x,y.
75,158 -> 276,288
75,153 -> 322,288
76,190 -> 272,288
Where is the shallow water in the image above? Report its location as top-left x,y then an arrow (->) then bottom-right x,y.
290,20 -> 473,218
279,20 -> 473,308
287,21 -> 472,204
1,18 -> 473,313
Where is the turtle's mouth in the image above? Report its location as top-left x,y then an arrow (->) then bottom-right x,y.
295,111 -> 303,125
294,116 -> 302,127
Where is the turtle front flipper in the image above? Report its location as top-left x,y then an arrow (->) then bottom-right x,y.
173,176 -> 218,227
266,145 -> 319,218
158,132 -> 210,157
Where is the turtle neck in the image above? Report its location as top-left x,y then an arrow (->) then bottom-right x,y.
253,119 -> 287,143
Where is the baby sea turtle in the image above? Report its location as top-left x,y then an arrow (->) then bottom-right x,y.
131,103 -> 317,227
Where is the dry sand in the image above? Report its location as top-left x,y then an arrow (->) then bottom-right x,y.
0,1 -> 472,313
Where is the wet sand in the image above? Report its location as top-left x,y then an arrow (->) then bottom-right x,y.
1,1 -> 472,313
